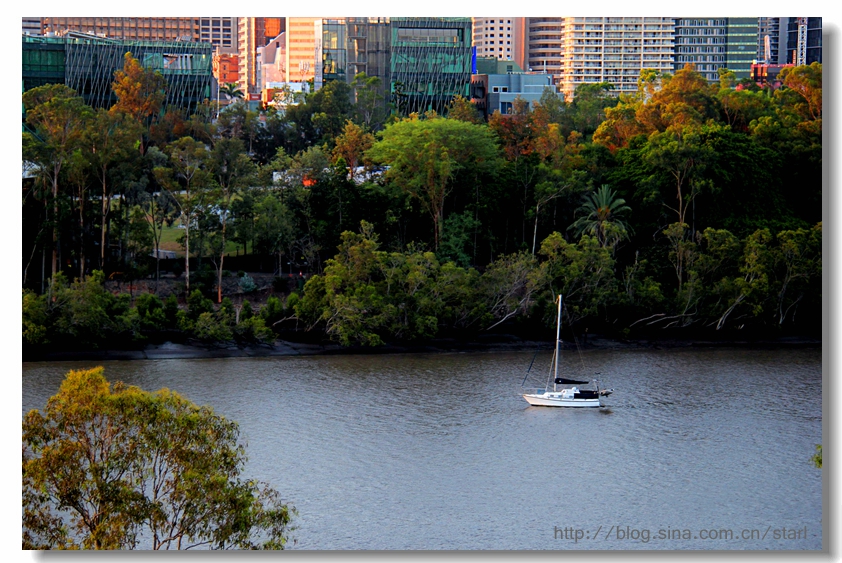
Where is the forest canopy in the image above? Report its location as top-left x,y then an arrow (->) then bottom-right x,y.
22,60 -> 822,347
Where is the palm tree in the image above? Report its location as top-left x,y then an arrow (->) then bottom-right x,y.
219,82 -> 244,101
568,185 -> 632,249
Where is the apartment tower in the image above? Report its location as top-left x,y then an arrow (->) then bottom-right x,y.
237,17 -> 284,96
558,17 -> 675,100
472,17 -> 517,60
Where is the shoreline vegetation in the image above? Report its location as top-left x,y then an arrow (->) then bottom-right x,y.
24,60 -> 822,362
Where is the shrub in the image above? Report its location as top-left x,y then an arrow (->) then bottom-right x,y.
239,273 -> 257,294
193,312 -> 233,342
234,316 -> 274,343
187,289 -> 214,320
241,299 -> 254,321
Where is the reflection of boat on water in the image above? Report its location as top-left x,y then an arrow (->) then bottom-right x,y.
521,295 -> 613,408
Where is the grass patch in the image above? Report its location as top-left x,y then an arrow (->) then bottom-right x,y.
157,225 -> 242,258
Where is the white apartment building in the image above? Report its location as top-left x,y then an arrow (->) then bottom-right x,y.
558,17 -> 675,100
472,17 -> 517,60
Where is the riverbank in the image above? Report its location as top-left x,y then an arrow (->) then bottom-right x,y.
22,334 -> 822,362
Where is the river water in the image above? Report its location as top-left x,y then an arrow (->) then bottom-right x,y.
22,347 -> 822,550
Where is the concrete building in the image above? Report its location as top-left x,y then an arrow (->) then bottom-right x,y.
22,18 -> 42,36
470,70 -> 554,117
472,17 -> 518,60
524,17 -> 563,84
199,17 -> 238,54
213,52 -> 240,84
259,33 -> 286,86
237,17 -> 285,98
42,17 -> 201,42
557,17 -> 675,100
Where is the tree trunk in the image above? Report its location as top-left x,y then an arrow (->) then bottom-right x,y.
79,194 -> 86,279
217,214 -> 227,303
101,175 -> 109,270
184,217 -> 190,294
51,167 -> 59,279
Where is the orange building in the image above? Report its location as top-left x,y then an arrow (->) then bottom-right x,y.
213,53 -> 239,84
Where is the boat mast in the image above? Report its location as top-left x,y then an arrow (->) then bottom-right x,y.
554,294 -> 562,392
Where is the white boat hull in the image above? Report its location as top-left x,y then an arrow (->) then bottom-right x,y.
522,392 -> 602,408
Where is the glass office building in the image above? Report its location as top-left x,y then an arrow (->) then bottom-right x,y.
22,33 -> 214,112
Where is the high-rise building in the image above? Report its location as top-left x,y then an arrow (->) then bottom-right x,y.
42,17 -> 200,42
199,17 -> 238,54
785,17 -> 821,65
524,17 -> 563,82
40,17 -> 239,55
22,18 -> 42,35
758,17 -> 785,64
674,19 -> 727,81
472,17 -> 517,60
314,17 -> 472,116
22,32 -> 213,112
558,17 -> 675,100
724,17 -> 758,78
673,18 -> 757,82
237,17 -> 285,96
285,17 -> 320,84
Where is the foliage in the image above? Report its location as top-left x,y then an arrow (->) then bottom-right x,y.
296,222 -> 487,345
534,233 -> 619,327
21,60 -> 823,345
193,312 -> 233,342
366,115 -> 501,249
569,185 -> 632,250
22,367 -> 294,549
811,445 -> 822,469
239,273 -> 258,293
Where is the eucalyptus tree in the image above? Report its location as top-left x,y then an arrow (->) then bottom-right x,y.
22,84 -> 93,281
153,137 -> 214,293
110,52 -> 167,155
208,138 -> 257,302
84,108 -> 142,270
23,367 -> 294,549
367,115 -> 502,250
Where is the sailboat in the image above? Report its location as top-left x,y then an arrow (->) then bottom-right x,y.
521,294 -> 613,407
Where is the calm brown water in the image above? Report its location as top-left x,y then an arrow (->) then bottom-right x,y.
22,347 -> 823,549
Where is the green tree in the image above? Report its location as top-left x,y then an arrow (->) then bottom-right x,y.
84,109 -> 142,271
209,138 -> 257,302
23,84 -> 93,280
568,185 -> 632,251
569,81 -> 616,137
773,223 -> 822,326
777,62 -> 822,122
219,82 -> 244,101
446,95 -> 483,124
811,445 -> 822,469
154,137 -> 214,293
367,115 -> 501,249
351,72 -> 386,130
23,367 -> 294,549
253,193 -> 295,277
534,232 -> 619,327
